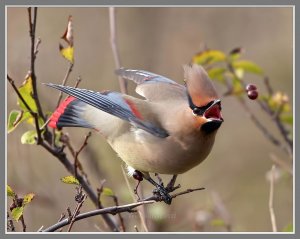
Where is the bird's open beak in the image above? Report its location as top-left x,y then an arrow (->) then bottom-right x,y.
201,99 -> 223,133
203,99 -> 224,122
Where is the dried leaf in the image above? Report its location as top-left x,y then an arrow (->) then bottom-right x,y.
60,176 -> 79,185
11,207 -> 24,221
61,15 -> 74,46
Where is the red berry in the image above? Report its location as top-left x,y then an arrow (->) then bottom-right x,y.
247,90 -> 258,100
246,84 -> 257,92
133,170 -> 143,181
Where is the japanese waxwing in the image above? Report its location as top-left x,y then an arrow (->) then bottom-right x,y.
46,64 -> 223,204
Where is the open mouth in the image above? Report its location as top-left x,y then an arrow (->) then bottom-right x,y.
203,100 -> 223,122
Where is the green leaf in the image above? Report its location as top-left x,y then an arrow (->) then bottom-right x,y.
54,130 -> 63,146
23,193 -> 35,205
282,223 -> 293,232
7,185 -> 15,197
102,187 -> 114,196
232,60 -> 263,75
208,67 -> 226,83
193,50 -> 226,65
59,45 -> 74,63
211,218 -> 226,227
280,114 -> 293,125
18,75 -> 38,112
21,130 -> 37,144
60,176 -> 79,185
8,110 -> 32,133
11,207 -> 24,221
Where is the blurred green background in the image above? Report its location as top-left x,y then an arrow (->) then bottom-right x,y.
7,7 -> 293,232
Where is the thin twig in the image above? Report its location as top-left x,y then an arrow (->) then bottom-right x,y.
121,166 -> 149,232
111,195 -> 126,232
74,132 -> 92,178
109,7 -> 127,94
43,201 -> 155,232
74,75 -> 82,88
27,7 -> 46,122
56,63 -> 74,108
142,187 -> 205,202
67,194 -> 87,232
269,165 -> 278,232
7,212 -> 15,232
39,140 -> 119,231
269,153 -> 292,175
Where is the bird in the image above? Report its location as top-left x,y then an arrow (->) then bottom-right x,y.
46,64 -> 223,204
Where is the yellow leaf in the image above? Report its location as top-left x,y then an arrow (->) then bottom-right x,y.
7,185 -> 15,197
18,75 -> 38,112
60,45 -> 74,63
23,193 -> 35,205
193,50 -> 226,65
60,176 -> 79,185
102,187 -> 114,197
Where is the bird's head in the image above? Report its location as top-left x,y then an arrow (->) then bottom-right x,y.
184,64 -> 224,133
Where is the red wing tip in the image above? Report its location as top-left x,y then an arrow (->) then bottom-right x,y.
48,96 -> 76,129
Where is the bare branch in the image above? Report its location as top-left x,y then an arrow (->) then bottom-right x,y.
269,165 -> 278,232
109,7 -> 128,94
67,193 -> 87,232
43,201 -> 155,232
55,62 -> 74,108
142,187 -> 205,202
27,7 -> 46,122
39,140 -> 119,231
121,166 -> 149,232
74,132 -> 92,178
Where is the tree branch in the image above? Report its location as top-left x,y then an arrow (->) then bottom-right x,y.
109,7 -> 127,94
39,140 -> 120,231
268,165 -> 278,232
43,201 -> 155,232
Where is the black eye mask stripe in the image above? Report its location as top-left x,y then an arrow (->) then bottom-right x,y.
187,90 -> 215,116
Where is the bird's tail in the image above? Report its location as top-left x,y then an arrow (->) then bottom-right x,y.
48,96 -> 93,130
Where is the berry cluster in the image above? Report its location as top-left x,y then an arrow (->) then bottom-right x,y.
246,84 -> 258,100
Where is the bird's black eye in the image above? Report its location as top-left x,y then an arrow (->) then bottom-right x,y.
193,108 -> 202,115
